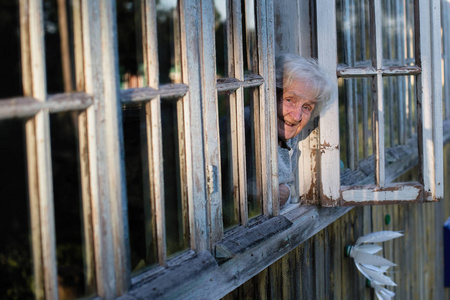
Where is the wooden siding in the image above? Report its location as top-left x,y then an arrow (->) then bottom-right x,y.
222,141 -> 450,299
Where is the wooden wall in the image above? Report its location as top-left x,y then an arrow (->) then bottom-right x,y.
223,142 -> 450,299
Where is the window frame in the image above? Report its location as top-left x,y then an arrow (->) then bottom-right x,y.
316,0 -> 443,206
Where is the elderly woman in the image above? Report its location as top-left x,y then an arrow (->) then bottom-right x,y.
276,54 -> 332,206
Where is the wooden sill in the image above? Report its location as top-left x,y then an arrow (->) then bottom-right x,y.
121,205 -> 351,300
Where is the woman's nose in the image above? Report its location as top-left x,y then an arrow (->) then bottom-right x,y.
290,106 -> 303,122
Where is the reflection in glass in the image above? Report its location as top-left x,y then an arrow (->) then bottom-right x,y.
339,78 -> 374,181
157,1 -> 181,84
44,0 -> 77,93
50,112 -> 96,298
0,120 -> 35,299
382,0 -> 415,66
336,0 -> 371,66
0,0 -> 23,98
244,88 -> 262,219
383,76 -> 416,180
123,103 -> 157,274
243,0 -> 257,75
218,92 -> 239,230
117,0 -> 145,88
214,0 -> 228,78
161,99 -> 189,257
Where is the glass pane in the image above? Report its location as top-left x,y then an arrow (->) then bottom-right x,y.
161,99 -> 189,257
339,78 -> 375,185
0,120 -> 36,299
50,112 -> 97,298
0,0 -> 23,98
336,0 -> 371,67
383,76 -> 418,182
123,102 -> 157,274
44,0 -> 77,93
382,0 -> 415,66
117,0 -> 145,89
157,0 -> 181,84
214,0 -> 228,78
243,0 -> 257,75
244,88 -> 262,219
218,92 -> 239,230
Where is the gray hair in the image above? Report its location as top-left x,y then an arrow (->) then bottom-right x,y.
275,54 -> 333,118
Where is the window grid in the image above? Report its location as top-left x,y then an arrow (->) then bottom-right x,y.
318,0 -> 443,206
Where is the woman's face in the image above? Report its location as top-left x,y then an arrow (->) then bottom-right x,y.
277,78 -> 318,142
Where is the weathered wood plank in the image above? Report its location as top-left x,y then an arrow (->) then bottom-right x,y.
337,65 -> 422,77
316,0 -> 340,206
341,182 -> 423,204
120,84 -> 189,102
215,215 -> 292,260
0,93 -> 94,119
216,74 -> 265,92
128,205 -> 351,299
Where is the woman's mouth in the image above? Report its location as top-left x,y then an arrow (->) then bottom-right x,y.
284,119 -> 296,127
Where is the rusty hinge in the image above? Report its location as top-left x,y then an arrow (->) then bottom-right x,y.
309,128 -> 319,149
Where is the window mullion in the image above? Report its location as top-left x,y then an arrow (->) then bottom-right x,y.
143,0 -> 167,265
316,0 -> 340,206
200,0 -> 224,246
255,0 -> 275,216
443,0 -> 450,120
231,0 -> 249,225
23,0 -> 59,298
262,0 -> 278,214
82,0 -> 125,297
371,0 -> 386,188
417,0 -> 443,200
180,0 -> 209,251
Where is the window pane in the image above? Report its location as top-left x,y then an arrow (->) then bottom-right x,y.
244,88 -> 262,219
0,0 -> 23,98
117,0 -> 145,89
0,120 -> 36,299
123,103 -> 157,274
50,112 -> 97,298
383,76 -> 418,182
157,0 -> 181,84
218,92 -> 239,230
44,0 -> 77,93
214,0 -> 228,78
336,0 -> 371,67
339,78 -> 375,185
243,0 -> 257,75
382,0 -> 415,66
161,99 -> 189,257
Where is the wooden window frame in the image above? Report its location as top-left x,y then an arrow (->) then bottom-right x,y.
316,0 -> 443,206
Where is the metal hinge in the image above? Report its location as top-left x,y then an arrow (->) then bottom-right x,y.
309,128 -> 319,149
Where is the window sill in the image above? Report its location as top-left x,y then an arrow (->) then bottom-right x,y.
122,204 -> 352,300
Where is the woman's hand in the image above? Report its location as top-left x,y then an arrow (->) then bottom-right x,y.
279,183 -> 291,207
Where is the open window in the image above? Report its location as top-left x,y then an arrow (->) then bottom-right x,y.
313,0 -> 443,206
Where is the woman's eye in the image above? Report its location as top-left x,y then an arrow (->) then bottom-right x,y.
303,105 -> 311,111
